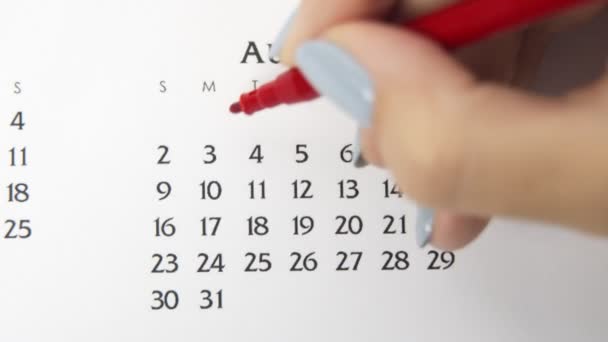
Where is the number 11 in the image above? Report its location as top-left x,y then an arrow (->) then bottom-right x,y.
9,147 -> 27,166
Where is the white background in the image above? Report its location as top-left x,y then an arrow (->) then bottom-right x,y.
0,1 -> 607,341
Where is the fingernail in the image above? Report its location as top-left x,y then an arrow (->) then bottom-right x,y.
352,129 -> 369,169
269,9 -> 298,59
295,40 -> 374,127
416,206 -> 434,248
355,154 -> 369,168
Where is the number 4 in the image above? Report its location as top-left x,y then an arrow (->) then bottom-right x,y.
10,112 -> 25,130
249,145 -> 264,163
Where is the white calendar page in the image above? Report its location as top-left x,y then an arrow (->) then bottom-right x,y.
1,1 -> 607,341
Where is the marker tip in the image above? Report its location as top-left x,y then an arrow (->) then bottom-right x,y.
229,102 -> 242,114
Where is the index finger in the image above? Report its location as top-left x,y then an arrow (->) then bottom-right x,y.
272,0 -> 400,64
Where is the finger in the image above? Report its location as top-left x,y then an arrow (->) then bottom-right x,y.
272,0 -> 466,65
362,125 -> 490,251
454,31 -> 526,84
273,0 -> 603,66
294,22 -> 608,234
361,115 -> 491,251
539,1 -> 607,32
505,2 -> 606,88
359,128 -> 384,166
431,211 -> 490,250
360,29 -> 544,168
360,31 -> 532,168
273,0 -> 397,64
510,28 -> 553,88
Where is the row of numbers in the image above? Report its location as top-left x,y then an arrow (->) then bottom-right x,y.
157,144 -> 359,165
152,289 -> 223,311
151,251 -> 455,274
155,179 -> 401,201
155,215 -> 407,237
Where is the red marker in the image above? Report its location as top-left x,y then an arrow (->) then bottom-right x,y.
230,0 -> 599,115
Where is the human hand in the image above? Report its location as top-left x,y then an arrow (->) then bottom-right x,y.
271,0 -> 607,250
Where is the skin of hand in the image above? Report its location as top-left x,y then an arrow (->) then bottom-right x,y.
274,0 -> 608,250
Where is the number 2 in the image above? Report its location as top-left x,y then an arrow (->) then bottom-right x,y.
157,145 -> 170,165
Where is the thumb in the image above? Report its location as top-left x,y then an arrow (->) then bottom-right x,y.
294,22 -> 608,233
296,21 -> 474,127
